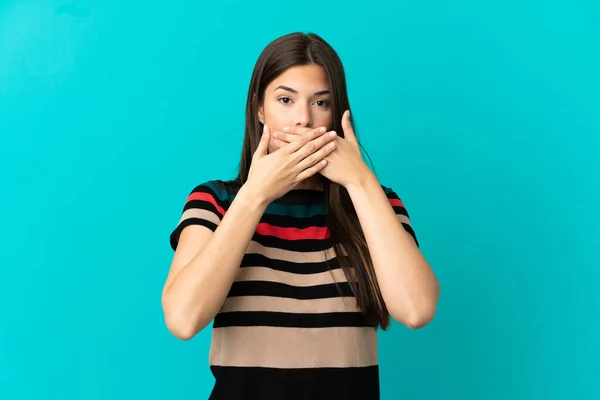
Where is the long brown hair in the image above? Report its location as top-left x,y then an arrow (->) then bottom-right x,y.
236,32 -> 390,330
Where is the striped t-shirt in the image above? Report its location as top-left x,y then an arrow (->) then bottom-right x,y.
169,179 -> 418,400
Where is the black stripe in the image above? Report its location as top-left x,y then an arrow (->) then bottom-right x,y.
260,213 -> 327,229
170,219 -> 217,250
401,223 -> 418,247
392,205 -> 409,217
179,218 -> 218,232
272,189 -> 326,205
209,365 -> 379,400
222,179 -> 242,195
183,200 -> 223,216
227,281 -> 354,300
213,311 -> 373,328
189,183 -> 226,203
251,233 -> 333,252
240,253 -> 342,274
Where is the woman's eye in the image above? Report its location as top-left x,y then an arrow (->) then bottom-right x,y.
278,98 -> 329,108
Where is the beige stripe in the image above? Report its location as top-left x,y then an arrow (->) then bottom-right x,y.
180,208 -> 221,225
245,241 -> 337,262
210,326 -> 378,368
397,214 -> 411,226
234,266 -> 349,286
397,215 -> 417,245
220,295 -> 359,314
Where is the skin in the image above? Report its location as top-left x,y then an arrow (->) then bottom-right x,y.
162,64 -> 439,340
258,64 -> 333,190
277,118 -> 440,328
262,64 -> 440,328
161,66 -> 337,339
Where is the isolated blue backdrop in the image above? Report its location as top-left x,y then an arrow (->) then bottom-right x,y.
1,0 -> 598,399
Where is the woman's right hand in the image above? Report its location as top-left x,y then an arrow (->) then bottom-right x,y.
245,124 -> 337,204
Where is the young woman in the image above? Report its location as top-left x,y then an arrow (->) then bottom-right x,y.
162,32 -> 440,400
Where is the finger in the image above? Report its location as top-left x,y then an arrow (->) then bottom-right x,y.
286,126 -> 327,153
314,130 -> 337,148
272,131 -> 300,144
296,159 -> 328,182
342,110 -> 357,143
295,130 -> 337,160
283,126 -> 313,136
254,124 -> 271,158
272,138 -> 289,148
295,139 -> 336,172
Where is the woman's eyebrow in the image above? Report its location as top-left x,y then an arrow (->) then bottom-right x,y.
273,85 -> 330,96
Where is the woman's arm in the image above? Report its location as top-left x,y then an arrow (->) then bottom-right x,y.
162,126 -> 338,340
162,185 -> 267,340
346,172 -> 440,329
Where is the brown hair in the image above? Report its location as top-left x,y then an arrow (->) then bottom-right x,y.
236,32 -> 390,330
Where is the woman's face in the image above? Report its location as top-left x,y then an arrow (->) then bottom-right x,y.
258,64 -> 333,153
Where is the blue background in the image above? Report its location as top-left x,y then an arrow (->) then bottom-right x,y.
1,0 -> 599,399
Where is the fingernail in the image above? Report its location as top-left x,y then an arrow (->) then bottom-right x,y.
320,127 -> 326,133
329,131 -> 336,137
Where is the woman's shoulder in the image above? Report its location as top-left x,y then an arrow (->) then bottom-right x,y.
187,178 -> 242,205
379,183 -> 407,205
379,183 -> 397,195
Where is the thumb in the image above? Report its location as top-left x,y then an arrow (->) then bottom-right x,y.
342,110 -> 357,144
255,123 -> 271,158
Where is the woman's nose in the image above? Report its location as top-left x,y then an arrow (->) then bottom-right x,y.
295,106 -> 312,127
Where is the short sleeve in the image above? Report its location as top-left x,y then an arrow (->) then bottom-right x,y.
382,186 -> 419,247
169,180 -> 229,251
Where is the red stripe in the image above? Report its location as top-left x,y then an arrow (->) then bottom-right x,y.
256,223 -> 330,240
187,192 -> 226,216
389,198 -> 404,208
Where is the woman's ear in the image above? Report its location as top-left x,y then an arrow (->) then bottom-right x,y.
252,92 -> 265,124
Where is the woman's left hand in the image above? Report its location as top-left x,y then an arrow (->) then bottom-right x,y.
272,110 -> 372,188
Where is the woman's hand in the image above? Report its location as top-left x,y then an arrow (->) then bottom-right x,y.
272,110 -> 372,188
245,124 -> 338,204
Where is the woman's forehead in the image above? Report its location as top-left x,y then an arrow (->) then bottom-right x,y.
268,65 -> 329,93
